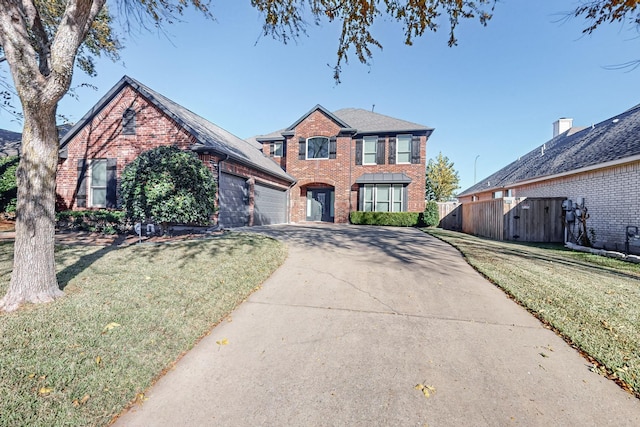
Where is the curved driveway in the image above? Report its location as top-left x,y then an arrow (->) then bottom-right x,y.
116,224 -> 640,426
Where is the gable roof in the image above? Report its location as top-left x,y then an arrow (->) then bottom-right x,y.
459,103 -> 640,196
0,129 -> 21,157
60,75 -> 294,183
285,104 -> 350,131
333,108 -> 433,135
253,105 -> 434,143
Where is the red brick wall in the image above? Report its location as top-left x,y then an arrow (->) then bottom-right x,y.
56,85 -> 290,218
281,109 -> 428,223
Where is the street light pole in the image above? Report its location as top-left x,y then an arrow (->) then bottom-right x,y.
474,155 -> 480,184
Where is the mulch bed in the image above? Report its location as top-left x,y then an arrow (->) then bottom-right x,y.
0,221 -> 224,246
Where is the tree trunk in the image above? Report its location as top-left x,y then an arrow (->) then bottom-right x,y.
0,106 -> 62,312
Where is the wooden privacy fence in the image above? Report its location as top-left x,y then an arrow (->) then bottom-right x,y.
436,202 -> 462,231
440,197 -> 566,243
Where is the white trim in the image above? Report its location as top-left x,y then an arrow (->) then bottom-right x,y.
463,155 -> 640,196
396,134 -> 412,164
88,159 -> 107,208
513,155 -> 640,187
306,136 -> 330,160
363,136 -> 377,165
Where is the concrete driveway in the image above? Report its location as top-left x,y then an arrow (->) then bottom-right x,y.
114,224 -> 640,426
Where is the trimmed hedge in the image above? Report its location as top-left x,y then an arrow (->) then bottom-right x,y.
56,210 -> 127,234
350,211 -> 421,227
423,201 -> 440,227
0,156 -> 19,214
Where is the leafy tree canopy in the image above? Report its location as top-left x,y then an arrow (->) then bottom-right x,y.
426,152 -> 460,202
119,146 -> 217,226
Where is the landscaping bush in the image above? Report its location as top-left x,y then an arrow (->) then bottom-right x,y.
421,200 -> 440,227
0,156 -> 19,215
56,209 -> 127,234
350,211 -> 420,226
119,146 -> 217,225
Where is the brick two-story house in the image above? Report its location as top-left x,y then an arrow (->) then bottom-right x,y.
54,76 -> 433,228
252,105 -> 434,223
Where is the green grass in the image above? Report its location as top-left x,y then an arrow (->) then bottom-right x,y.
425,228 -> 640,397
0,233 -> 287,427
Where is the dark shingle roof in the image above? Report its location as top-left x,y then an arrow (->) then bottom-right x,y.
252,105 -> 433,143
459,104 -> 640,196
333,108 -> 433,135
0,129 -> 21,156
60,76 -> 294,183
0,124 -> 73,157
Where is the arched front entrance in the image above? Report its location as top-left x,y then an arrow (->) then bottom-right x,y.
306,187 -> 335,222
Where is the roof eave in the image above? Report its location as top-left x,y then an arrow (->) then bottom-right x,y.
190,144 -> 296,184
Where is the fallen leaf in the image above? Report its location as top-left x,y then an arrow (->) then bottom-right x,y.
73,394 -> 90,407
38,387 -> 53,396
216,338 -> 229,346
414,383 -> 436,399
102,322 -> 121,334
28,373 -> 36,379
134,392 -> 148,405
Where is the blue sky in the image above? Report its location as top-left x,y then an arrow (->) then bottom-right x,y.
1,0 -> 639,192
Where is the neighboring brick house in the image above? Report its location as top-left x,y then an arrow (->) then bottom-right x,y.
251,105 -> 434,223
458,104 -> 640,252
56,75 -> 295,228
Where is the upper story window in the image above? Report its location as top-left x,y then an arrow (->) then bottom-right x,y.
273,142 -> 284,157
363,136 -> 377,165
396,134 -> 412,164
122,108 -> 136,135
307,136 -> 329,159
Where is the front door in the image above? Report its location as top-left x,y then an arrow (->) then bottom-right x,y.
306,189 -> 334,222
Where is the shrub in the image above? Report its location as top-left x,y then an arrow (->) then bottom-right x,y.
119,146 -> 217,225
56,210 -> 127,234
421,201 -> 440,227
349,211 -> 420,226
0,156 -> 19,214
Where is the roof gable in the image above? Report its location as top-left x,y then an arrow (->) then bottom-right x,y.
60,76 -> 294,183
459,104 -> 640,196
286,104 -> 350,131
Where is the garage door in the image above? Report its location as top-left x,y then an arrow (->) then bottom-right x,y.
218,173 -> 248,228
254,184 -> 287,225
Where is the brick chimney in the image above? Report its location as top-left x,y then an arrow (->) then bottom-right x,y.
553,118 -> 573,137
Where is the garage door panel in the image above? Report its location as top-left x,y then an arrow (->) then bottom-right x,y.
219,173 -> 248,228
254,184 -> 287,225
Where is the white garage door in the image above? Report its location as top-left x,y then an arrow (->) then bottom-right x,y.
218,173 -> 248,228
254,184 -> 287,225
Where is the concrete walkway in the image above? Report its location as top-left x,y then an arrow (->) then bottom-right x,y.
114,224 -> 640,426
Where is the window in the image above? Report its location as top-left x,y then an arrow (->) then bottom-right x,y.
122,108 -> 136,135
90,159 -> 107,207
396,134 -> 411,164
363,184 -> 404,212
307,137 -> 329,159
363,136 -> 377,165
273,142 -> 283,157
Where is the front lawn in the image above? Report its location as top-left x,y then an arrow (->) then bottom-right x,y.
0,233 -> 287,427
425,228 -> 640,398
